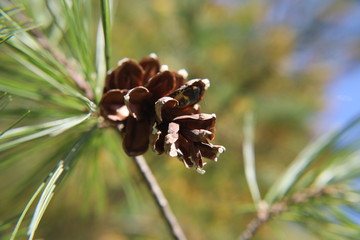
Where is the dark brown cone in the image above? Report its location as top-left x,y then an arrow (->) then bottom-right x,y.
122,116 -> 151,156
99,89 -> 129,122
139,56 -> 161,83
104,59 -> 144,92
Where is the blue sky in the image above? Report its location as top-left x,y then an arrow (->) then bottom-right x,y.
322,69 -> 360,131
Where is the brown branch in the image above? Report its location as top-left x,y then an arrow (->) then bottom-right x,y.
238,186 -> 342,240
239,201 -> 284,240
239,216 -> 267,240
133,155 -> 187,240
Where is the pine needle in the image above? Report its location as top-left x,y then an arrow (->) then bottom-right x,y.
0,92 -> 10,111
95,20 -> 106,102
9,125 -> 97,240
9,182 -> 45,240
0,113 -> 92,151
27,161 -> 64,240
0,110 -> 30,136
100,0 -> 111,71
265,115 -> 360,204
264,129 -> 337,204
242,112 -> 261,206
0,7 -> 34,44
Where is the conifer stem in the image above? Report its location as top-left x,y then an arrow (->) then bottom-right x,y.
133,155 -> 187,240
238,186 -> 340,240
238,201 -> 284,240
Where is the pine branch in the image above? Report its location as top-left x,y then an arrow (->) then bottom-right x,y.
133,155 -> 187,240
238,186 -> 343,240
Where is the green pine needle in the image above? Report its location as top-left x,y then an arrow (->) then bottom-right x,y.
0,113 -> 92,152
265,115 -> 360,204
0,109 -> 30,136
0,7 -> 34,44
100,0 -> 111,72
10,125 -> 97,240
9,182 -> 45,240
242,112 -> 261,206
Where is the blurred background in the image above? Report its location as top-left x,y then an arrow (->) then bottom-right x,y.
1,0 -> 360,239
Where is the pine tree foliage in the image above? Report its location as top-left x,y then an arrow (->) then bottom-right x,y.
0,1 -> 360,240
